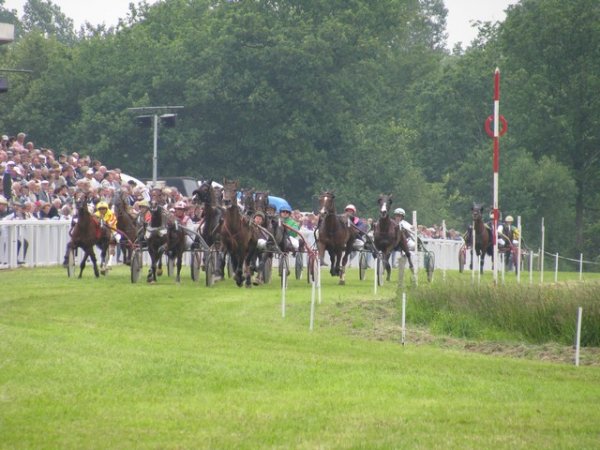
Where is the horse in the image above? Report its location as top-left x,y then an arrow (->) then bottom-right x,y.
316,191 -> 355,285
240,188 -> 255,216
220,179 -> 257,287
112,190 -> 139,265
372,194 -> 399,278
146,202 -> 168,283
165,214 -> 187,283
63,194 -> 111,278
465,203 -> 493,273
192,180 -> 224,276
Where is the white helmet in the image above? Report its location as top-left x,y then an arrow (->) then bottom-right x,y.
345,204 -> 356,213
505,215 -> 514,222
393,208 -> 405,216
174,201 -> 187,209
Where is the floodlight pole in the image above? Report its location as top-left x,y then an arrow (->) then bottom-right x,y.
152,114 -> 159,183
127,105 -> 183,185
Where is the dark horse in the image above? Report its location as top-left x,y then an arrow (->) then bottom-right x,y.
165,214 -> 187,284
220,179 -> 257,287
373,194 -> 414,281
64,194 -> 111,278
146,202 -> 168,283
192,180 -> 224,277
113,190 -> 138,265
316,191 -> 355,285
465,202 -> 493,273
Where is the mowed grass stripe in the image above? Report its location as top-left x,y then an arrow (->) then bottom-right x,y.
1,267 -> 599,449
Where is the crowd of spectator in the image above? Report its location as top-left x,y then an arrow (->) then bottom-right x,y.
0,131 -> 156,221
0,130 -> 463,244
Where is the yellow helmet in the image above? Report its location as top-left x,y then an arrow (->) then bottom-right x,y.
137,200 -> 150,208
96,201 -> 109,210
505,215 -> 514,222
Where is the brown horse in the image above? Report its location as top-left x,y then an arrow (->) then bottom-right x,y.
465,203 -> 493,273
316,191 -> 355,285
113,191 -> 139,265
63,194 -> 111,278
373,194 -> 398,281
220,179 -> 257,287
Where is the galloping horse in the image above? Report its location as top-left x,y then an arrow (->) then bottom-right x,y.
316,191 -> 355,285
466,202 -> 493,273
64,194 -> 111,278
113,191 -> 138,265
220,179 -> 257,287
146,202 -> 168,283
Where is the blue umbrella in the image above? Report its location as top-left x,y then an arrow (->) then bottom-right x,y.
267,196 -> 292,213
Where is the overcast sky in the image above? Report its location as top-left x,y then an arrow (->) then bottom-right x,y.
4,0 -> 519,49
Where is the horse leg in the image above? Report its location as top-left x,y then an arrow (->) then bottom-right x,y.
78,248 -> 88,278
384,252 -> 391,281
480,253 -> 485,274
175,252 -> 182,284
230,252 -> 243,287
328,250 -> 337,276
89,248 -> 100,278
338,250 -> 349,285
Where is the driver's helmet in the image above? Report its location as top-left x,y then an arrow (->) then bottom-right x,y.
280,206 -> 292,214
505,215 -> 514,223
174,201 -> 187,210
344,204 -> 356,214
254,211 -> 266,220
138,200 -> 150,208
96,201 -> 109,210
393,207 -> 405,216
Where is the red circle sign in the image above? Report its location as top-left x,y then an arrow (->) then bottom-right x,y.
485,115 -> 508,137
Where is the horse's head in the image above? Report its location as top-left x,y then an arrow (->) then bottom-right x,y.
241,188 -> 255,214
222,179 -> 239,209
254,191 -> 270,212
377,194 -> 392,218
149,201 -> 165,227
318,191 -> 336,216
192,181 -> 213,206
471,203 -> 484,221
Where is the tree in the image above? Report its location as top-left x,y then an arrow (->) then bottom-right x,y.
499,0 -> 600,251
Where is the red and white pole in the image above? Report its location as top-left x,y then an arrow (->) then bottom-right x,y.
485,68 -> 507,284
493,68 -> 500,283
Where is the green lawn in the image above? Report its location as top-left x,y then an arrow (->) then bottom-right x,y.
1,266 -> 599,449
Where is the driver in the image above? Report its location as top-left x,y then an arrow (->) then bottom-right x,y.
345,204 -> 367,251
94,201 -> 120,268
392,207 -> 415,252
279,206 -> 300,252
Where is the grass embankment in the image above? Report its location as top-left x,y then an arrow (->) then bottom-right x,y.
407,277 -> 600,346
1,266 -> 599,449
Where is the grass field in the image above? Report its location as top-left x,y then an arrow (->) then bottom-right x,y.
1,265 -> 599,449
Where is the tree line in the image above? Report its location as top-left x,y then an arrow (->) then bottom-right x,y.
0,0 -> 598,263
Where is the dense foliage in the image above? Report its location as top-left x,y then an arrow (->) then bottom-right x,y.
0,0 -> 598,260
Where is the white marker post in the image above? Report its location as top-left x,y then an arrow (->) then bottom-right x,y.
281,257 -> 287,318
554,253 -> 559,283
540,218 -> 545,284
575,307 -> 583,366
401,292 -> 407,346
579,253 -> 583,281
517,215 -> 522,284
412,210 -> 418,287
